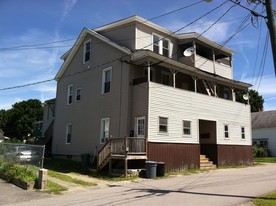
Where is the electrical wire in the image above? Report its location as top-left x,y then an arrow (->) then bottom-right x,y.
0,79 -> 54,91
256,30 -> 269,91
251,12 -> 264,84
0,1 -> 204,52
0,1 -> 227,91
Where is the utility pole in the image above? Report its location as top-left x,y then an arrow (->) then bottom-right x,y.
264,0 -> 276,76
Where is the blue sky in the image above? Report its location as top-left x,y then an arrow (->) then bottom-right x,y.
0,0 -> 276,111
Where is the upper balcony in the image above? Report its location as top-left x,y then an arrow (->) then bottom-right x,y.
177,33 -> 234,80
131,50 -> 251,103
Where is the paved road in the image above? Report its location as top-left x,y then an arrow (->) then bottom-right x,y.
2,163 -> 276,206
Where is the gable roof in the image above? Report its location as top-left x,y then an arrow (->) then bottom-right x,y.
95,15 -> 234,55
251,110 -> 276,129
55,28 -> 132,80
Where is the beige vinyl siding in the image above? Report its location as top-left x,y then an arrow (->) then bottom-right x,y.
135,23 -> 178,60
148,82 -> 251,145
195,55 -> 232,79
52,34 -> 131,155
135,26 -> 152,50
97,22 -> 136,51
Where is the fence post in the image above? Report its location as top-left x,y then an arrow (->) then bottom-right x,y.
38,168 -> 48,189
40,145 -> 45,169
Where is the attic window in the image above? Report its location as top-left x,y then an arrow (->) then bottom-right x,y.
83,40 -> 91,63
152,34 -> 171,57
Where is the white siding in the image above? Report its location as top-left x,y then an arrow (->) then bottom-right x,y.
195,56 -> 232,79
135,27 -> 152,50
148,82 -> 251,145
252,128 -> 276,156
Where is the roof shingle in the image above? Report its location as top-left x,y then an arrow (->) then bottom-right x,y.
251,110 -> 276,129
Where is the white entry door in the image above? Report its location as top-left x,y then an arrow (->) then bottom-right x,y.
135,116 -> 145,137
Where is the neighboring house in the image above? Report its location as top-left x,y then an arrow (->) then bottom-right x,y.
52,16 -> 253,174
0,129 -> 9,143
38,98 -> 55,152
252,110 -> 276,156
0,129 -> 4,143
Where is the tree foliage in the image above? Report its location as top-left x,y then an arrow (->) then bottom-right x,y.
236,89 -> 264,112
0,99 -> 43,140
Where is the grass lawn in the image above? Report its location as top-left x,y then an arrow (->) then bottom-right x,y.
43,180 -> 68,195
253,192 -> 276,206
47,170 -> 96,186
254,157 -> 276,163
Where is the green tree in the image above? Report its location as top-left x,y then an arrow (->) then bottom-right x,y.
236,89 -> 264,112
1,99 -> 43,140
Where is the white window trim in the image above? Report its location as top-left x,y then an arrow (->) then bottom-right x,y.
83,39 -> 91,64
135,116 -> 145,137
152,33 -> 172,58
183,120 -> 192,137
100,118 -> 110,144
102,67 -> 112,94
75,88 -> 82,102
224,124 -> 229,139
66,123 -> 72,144
158,116 -> 168,135
67,84 -> 73,105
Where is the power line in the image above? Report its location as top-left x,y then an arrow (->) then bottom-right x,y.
0,1 -> 205,52
0,1 -> 227,91
0,79 -> 54,91
0,0 -> 250,92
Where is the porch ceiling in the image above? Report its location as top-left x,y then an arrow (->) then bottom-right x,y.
131,50 -> 252,90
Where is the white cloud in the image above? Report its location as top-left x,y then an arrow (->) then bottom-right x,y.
61,0 -> 77,23
163,19 -> 231,43
241,75 -> 276,111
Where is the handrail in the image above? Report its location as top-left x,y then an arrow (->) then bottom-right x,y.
97,137 -> 146,170
97,140 -> 111,169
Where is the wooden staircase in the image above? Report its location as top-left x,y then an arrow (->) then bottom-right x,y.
97,137 -> 147,176
200,155 -> 216,169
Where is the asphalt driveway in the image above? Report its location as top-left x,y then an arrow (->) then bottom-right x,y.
2,163 -> 276,206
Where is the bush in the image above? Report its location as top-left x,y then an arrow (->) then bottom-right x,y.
0,162 -> 37,182
253,146 -> 269,158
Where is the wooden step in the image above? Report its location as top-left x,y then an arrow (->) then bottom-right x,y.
200,154 -> 216,169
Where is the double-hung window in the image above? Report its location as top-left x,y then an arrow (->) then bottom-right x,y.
153,35 -> 160,54
102,67 -> 112,94
83,40 -> 91,63
224,124 -> 229,139
183,120 -> 191,135
100,118 -> 110,144
159,117 -> 168,133
152,34 -> 171,57
67,84 -> 73,105
75,88 -> 82,101
66,123 -> 72,144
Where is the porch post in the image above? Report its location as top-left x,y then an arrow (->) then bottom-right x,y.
212,49 -> 216,74
147,61 -> 151,82
231,88 -> 236,102
192,76 -> 198,93
170,69 -> 177,88
214,83 -> 217,97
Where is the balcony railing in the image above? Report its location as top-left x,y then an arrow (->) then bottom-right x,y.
98,137 -> 146,170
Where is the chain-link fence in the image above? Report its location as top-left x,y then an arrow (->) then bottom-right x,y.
0,143 -> 45,168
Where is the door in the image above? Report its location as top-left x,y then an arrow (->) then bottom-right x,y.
135,116 -> 145,137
